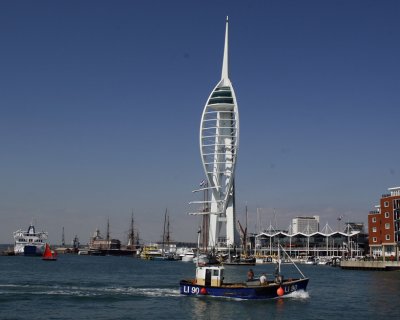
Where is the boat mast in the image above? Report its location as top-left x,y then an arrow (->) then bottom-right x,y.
196,227 -> 201,267
166,213 -> 171,249
162,209 -> 167,254
245,205 -> 248,256
61,227 -> 65,247
202,180 -> 209,252
278,243 -> 281,275
129,211 -> 135,248
106,218 -> 110,251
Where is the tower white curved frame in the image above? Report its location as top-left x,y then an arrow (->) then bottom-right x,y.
199,17 -> 239,248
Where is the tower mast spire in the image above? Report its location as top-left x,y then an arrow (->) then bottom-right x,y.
221,16 -> 229,82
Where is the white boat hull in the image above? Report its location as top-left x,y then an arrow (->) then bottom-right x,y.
181,255 -> 194,262
14,243 -> 46,256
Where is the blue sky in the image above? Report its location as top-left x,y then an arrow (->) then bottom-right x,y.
0,1 -> 399,244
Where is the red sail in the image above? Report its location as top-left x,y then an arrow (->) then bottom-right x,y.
42,243 -> 56,260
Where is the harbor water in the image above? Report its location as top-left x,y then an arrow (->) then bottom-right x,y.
0,255 -> 399,319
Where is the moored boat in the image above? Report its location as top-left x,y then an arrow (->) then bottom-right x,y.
13,223 -> 48,256
255,256 -> 277,264
179,248 -> 195,262
180,244 -> 309,300
140,245 -> 163,260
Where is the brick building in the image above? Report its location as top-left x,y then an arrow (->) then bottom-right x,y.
368,186 -> 400,257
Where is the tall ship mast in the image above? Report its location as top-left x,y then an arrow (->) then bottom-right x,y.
190,17 -> 240,249
127,212 -> 137,249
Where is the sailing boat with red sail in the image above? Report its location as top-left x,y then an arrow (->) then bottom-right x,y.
42,243 -> 57,261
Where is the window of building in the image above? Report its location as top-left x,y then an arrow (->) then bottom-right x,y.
373,237 -> 377,242
385,234 -> 390,241
384,201 -> 389,207
385,223 -> 390,229
372,227 -> 377,232
372,217 -> 376,223
385,212 -> 390,218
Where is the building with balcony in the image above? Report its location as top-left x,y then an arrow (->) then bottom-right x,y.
368,186 -> 400,258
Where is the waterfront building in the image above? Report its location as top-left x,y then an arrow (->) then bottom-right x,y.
254,228 -> 364,258
292,216 -> 320,234
190,17 -> 240,248
344,222 -> 365,233
368,186 -> 400,258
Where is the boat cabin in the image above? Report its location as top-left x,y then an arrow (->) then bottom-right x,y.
195,266 -> 224,287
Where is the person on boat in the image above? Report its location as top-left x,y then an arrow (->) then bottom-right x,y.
247,269 -> 254,281
259,273 -> 267,285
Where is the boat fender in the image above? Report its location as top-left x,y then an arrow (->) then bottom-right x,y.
200,288 -> 207,295
277,287 -> 284,296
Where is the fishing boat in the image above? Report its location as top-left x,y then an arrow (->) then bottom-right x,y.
13,223 -> 48,256
42,243 -> 57,261
180,240 -> 309,299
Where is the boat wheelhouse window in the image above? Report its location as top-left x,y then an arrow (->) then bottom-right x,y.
213,270 -> 219,276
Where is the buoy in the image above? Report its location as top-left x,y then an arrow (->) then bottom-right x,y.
200,287 -> 207,295
277,287 -> 284,296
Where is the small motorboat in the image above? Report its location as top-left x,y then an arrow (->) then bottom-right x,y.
42,243 -> 57,261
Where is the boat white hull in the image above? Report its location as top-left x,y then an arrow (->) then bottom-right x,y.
255,257 -> 277,264
14,243 -> 46,256
193,255 -> 209,265
181,255 -> 194,262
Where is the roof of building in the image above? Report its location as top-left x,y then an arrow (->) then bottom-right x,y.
255,231 -> 361,238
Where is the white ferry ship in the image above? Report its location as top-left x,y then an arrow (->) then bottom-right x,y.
13,223 -> 48,256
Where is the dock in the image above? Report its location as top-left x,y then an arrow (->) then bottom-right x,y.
341,260 -> 400,271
